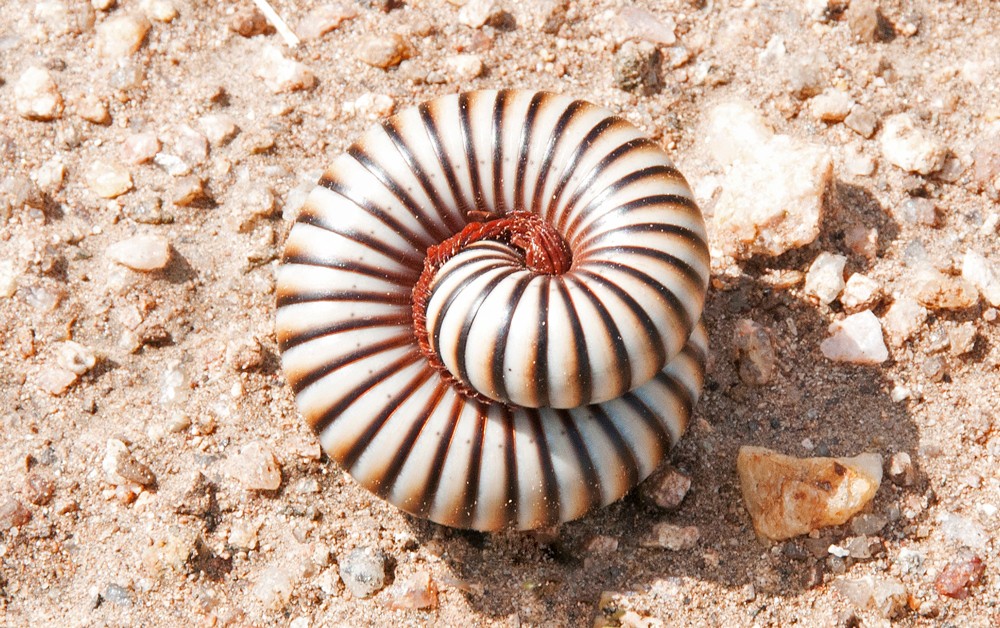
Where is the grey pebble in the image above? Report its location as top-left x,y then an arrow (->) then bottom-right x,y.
339,547 -> 392,598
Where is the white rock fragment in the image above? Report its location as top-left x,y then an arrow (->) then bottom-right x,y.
937,512 -> 989,550
107,234 -> 171,271
33,157 -> 66,193
834,576 -> 908,619
254,45 -> 316,94
85,160 -> 133,198
140,0 -> 178,22
198,114 -> 239,146
296,4 -> 357,40
14,66 -> 64,121
347,93 -> 396,120
0,260 -> 17,298
228,441 -> 282,491
458,0 -> 506,29
912,266 -> 979,310
882,296 -> 928,346
892,197 -> 937,226
843,143 -> 876,177
121,131 -> 161,165
56,341 -> 97,374
820,310 -> 888,364
640,523 -> 700,550
841,273 -> 881,312
707,102 -> 832,259
74,93 -> 110,124
228,519 -> 261,550
737,446 -> 883,541
804,252 -> 847,305
962,250 -> 1000,307
36,368 -> 78,396
618,6 -> 676,45
809,89 -> 853,122
880,113 -> 946,175
446,54 -> 484,80
844,106 -> 877,138
96,14 -> 151,59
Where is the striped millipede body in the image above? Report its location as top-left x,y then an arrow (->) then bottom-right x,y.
276,90 -> 710,531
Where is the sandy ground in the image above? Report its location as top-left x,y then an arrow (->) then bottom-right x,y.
0,0 -> 998,626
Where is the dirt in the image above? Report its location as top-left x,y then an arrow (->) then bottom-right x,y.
0,0 -> 997,626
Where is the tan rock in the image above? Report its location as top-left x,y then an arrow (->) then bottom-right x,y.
737,446 -> 882,541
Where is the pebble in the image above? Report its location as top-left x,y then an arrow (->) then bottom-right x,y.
56,340 -> 97,375
912,266 -> 979,310
14,66 -> 64,121
937,512 -> 988,550
0,498 -> 32,529
140,0 -> 178,22
347,93 -> 396,120
107,234 -> 171,271
640,522 -> 700,551
584,534 -> 619,554
843,105 -> 877,138
103,583 -> 134,607
356,34 -> 412,69
618,6 -> 676,45
96,14 -> 151,59
809,89 -> 853,122
893,197 -> 937,226
947,322 -> 977,356
74,93 -> 110,124
737,446 -> 882,541
882,296 -> 928,346
887,452 -> 916,486
841,273 -> 881,312
170,125 -> 208,166
85,160 -> 133,198
33,158 -> 66,193
458,0 -> 507,28
880,113 -> 946,175
521,0 -> 567,34
172,176 -> 207,206
962,250 -> 1000,306
296,4 -> 357,40
174,472 -> 216,519
934,555 -> 985,599
233,182 -> 276,231
972,130 -> 1000,190
254,45 -> 316,93
639,464 -> 691,510
834,576 -> 907,618
25,471 -> 56,506
339,547 -> 391,598
229,6 -> 270,37
154,152 -> 192,176
198,114 -> 239,146
731,319 -> 776,386
804,252 -> 847,305
707,102 -> 832,259
846,0 -> 893,42
103,438 -> 156,486
850,512 -> 888,536
0,260 -> 17,299
445,54 -> 484,80
121,131 -> 161,164
387,571 -> 438,610
820,310 -> 888,364
613,40 -> 661,94
228,519 -> 261,550
227,441 -> 282,491
36,367 -> 78,396
34,0 -> 96,35
922,355 -> 947,382
226,337 -> 265,372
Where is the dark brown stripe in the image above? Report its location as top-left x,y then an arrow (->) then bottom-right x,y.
585,405 -> 640,495
556,410 -> 603,511
453,268 -> 521,387
489,274 -> 534,404
280,254 -> 414,287
410,392 -> 465,519
501,406 -> 519,528
530,276 -> 551,407
576,218 -> 707,260
652,370 -> 694,423
514,92 -> 546,212
295,211 -> 424,271
620,392 -> 672,464
491,90 -> 511,215
420,101 -> 469,216
531,99 -> 587,216
275,288 -> 410,308
544,116 -> 629,224
459,92 -> 487,215
579,244 -> 706,292
289,333 -> 414,394
553,278 -> 592,404
278,314 -> 410,353
565,275 -> 630,394
578,259 -> 693,334
526,409 -> 561,527
455,406 -> 489,528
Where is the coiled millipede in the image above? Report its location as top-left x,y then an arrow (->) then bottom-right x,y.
276,90 -> 710,531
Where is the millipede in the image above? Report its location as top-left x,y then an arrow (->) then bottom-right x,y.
275,89 -> 710,531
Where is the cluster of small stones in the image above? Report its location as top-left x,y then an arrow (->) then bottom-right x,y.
0,0 -> 998,626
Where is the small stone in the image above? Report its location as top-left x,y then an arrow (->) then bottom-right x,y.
972,131 -> 1000,190
887,452 -> 916,486
584,534 -> 619,554
0,498 -> 32,530
731,319 -> 776,386
948,322 -> 977,356
296,4 -> 357,40
228,441 -> 282,491
103,438 -> 156,486
388,571 -> 438,610
170,125 -> 208,166
893,197 -> 937,226
880,114 -> 946,175
522,0 -> 567,34
197,114 -> 239,146
843,105 -> 877,138
962,250 -> 1000,307
175,472 -> 216,519
356,34 -> 412,70
56,340 -> 97,375
708,102 -> 832,259
240,129 -> 276,155
850,512 -> 888,536
85,160 -> 133,198
340,547 -> 391,598
73,93 -> 109,124
834,576 -> 907,618
639,464 -> 691,510
172,176 -> 207,206
228,519 -> 261,550
254,45 -> 315,93
33,158 -> 66,194
912,267 -> 979,311
14,66 -> 63,121
229,6 -> 270,37
640,522 -> 700,550
613,40 -> 661,94
922,355 -> 947,382
809,89 -> 853,122
121,131 -> 161,165
140,0 -> 178,22
846,0 -> 894,42
154,152 -> 192,176
937,512 -> 988,550
22,470 -> 55,508
227,337 -> 265,372
804,252 -> 847,305
737,446 -> 882,541
445,54 -> 484,81
348,93 -> 396,120
34,0 -> 96,35
96,14 -> 151,59
618,6 -> 676,45
841,274 -> 881,312
820,311 -> 888,365
458,0 -> 508,28
934,555 -> 985,599
36,368 -> 78,396
107,234 -> 171,271
882,296 -> 928,346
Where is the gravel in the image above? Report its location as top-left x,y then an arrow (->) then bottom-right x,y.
339,547 -> 391,599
